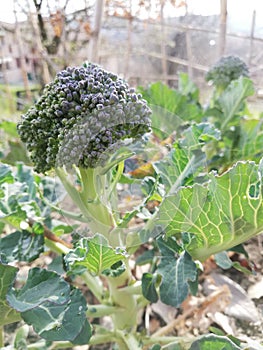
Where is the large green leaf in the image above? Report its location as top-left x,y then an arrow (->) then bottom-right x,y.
218,77 -> 254,129
65,234 -> 127,275
7,267 -> 91,344
7,268 -> 70,312
21,288 -> 91,345
156,237 -> 197,307
0,262 -> 21,326
157,161 -> 263,261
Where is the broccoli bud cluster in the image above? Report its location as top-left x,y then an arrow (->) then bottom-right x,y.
205,55 -> 249,90
17,63 -> 151,173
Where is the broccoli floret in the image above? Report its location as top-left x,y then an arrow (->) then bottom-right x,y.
17,63 -> 151,173
205,55 -> 249,90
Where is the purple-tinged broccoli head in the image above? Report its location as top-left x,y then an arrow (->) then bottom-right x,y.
17,63 -> 151,173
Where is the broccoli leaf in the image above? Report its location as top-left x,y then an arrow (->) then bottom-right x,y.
7,268 -> 70,312
157,161 -> 263,261
0,262 -> 21,326
218,77 -> 254,129
156,237 -> 197,307
7,267 -> 91,344
65,234 -> 127,275
141,273 -> 160,303
0,230 -> 44,263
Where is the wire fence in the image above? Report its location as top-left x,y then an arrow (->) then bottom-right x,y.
95,10 -> 263,101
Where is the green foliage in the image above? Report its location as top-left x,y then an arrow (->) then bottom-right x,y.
0,120 -> 31,166
138,73 -> 203,139
0,64 -> 262,349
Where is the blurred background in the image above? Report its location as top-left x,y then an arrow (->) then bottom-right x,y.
0,0 -> 263,116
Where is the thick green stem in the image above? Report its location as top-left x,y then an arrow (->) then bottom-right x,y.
116,330 -> 141,350
86,304 -> 124,317
119,281 -> 142,295
56,167 -> 116,238
107,260 -> 137,331
79,167 -> 116,237
80,271 -> 104,303
142,335 -> 193,348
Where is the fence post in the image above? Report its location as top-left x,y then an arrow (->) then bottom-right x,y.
249,10 -> 256,66
218,0 -> 227,57
186,29 -> 193,79
160,0 -> 168,84
89,0 -> 104,63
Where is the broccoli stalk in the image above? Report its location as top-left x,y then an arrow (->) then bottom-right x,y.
17,62 -> 152,337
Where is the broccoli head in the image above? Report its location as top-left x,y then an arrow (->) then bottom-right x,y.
205,55 -> 249,90
17,63 -> 151,173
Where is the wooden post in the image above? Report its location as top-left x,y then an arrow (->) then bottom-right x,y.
249,10 -> 256,66
185,29 -> 193,78
160,0 -> 168,84
124,0 -> 132,79
218,0 -> 227,57
89,0 -> 104,63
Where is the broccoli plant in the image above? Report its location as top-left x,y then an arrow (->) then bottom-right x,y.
205,55 -> 249,95
1,63 -> 263,349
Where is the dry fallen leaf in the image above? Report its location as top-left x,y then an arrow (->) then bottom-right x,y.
203,273 -> 260,323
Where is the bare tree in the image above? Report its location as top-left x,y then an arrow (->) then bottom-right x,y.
13,0 -> 32,99
14,0 -> 93,84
